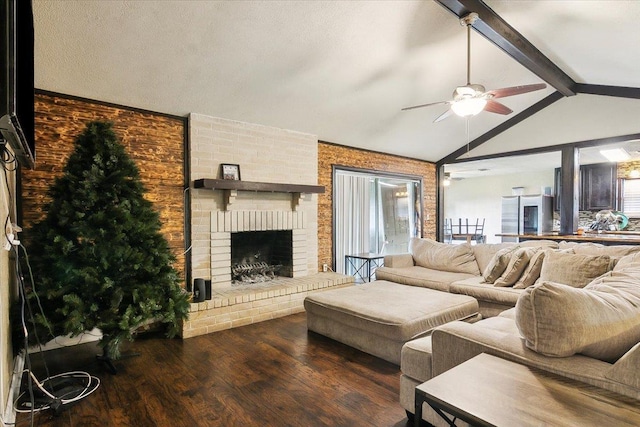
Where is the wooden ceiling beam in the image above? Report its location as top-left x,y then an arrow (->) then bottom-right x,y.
575,84 -> 640,99
435,0 -> 577,97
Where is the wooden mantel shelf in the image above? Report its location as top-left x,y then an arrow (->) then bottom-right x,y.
193,178 -> 324,194
193,179 -> 325,211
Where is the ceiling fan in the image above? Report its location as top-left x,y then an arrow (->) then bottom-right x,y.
402,12 -> 547,123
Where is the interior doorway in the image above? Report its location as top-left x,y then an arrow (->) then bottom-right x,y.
333,167 -> 422,275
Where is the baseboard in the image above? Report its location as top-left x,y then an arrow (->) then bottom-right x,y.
2,351 -> 24,427
30,329 -> 102,353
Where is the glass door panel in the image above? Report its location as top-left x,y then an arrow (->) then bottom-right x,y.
334,168 -> 422,275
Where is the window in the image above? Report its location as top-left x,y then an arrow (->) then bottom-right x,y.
621,178 -> 640,218
333,168 -> 422,274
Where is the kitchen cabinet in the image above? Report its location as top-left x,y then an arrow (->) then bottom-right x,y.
554,167 -> 562,211
554,163 -> 617,211
581,163 -> 617,211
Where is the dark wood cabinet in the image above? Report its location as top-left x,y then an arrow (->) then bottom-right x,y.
581,163 -> 617,211
554,163 -> 617,211
554,167 -> 562,211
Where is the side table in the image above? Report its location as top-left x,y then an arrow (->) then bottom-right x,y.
345,252 -> 384,283
415,353 -> 640,427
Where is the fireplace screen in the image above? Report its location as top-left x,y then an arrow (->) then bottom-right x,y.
231,230 -> 293,283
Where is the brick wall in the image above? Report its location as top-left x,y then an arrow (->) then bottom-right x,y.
189,114 -> 319,285
22,92 -> 187,281
317,142 -> 436,270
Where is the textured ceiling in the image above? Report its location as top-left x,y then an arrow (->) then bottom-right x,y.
33,1 -> 640,165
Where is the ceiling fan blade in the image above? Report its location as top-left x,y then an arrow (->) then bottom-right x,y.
486,83 -> 547,99
484,100 -> 513,115
433,108 -> 454,123
401,100 -> 450,111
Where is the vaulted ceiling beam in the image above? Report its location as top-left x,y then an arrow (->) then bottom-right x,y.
435,0 -> 577,97
575,84 -> 640,99
437,91 -> 564,165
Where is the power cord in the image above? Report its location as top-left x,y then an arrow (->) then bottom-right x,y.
13,371 -> 100,415
14,244 -> 100,421
1,148 -> 100,424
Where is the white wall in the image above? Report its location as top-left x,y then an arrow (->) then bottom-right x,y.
0,151 -> 16,421
444,170 -> 555,244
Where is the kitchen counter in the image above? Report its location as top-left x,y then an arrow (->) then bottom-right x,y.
496,232 -> 640,245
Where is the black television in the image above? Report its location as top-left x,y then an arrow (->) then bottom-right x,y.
0,0 -> 35,169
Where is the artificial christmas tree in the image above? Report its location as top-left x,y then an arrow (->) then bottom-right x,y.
25,121 -> 189,368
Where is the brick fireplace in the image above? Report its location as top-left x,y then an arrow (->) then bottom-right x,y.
209,210 -> 307,288
182,114 -> 353,338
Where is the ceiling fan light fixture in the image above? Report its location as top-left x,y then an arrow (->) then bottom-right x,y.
451,97 -> 487,117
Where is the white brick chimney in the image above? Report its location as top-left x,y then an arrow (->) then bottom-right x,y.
189,114 -> 319,289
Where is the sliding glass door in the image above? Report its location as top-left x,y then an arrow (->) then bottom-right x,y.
333,167 -> 422,274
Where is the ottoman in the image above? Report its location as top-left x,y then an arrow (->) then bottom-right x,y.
304,280 -> 480,365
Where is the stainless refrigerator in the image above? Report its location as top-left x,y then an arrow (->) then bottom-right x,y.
501,195 -> 553,243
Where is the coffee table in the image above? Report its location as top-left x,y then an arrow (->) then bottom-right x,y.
415,353 -> 640,427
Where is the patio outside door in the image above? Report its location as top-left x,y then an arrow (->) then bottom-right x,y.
333,168 -> 422,275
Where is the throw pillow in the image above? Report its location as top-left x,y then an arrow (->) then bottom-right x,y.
537,250 -> 611,288
494,248 -> 534,287
472,243 -> 515,273
614,252 -> 640,272
482,246 -> 518,283
513,248 -> 545,289
516,276 -> 640,362
409,238 -> 480,275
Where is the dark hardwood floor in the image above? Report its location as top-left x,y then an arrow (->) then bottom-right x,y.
15,313 -> 412,426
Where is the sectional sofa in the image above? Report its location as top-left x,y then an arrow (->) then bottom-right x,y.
376,238 -> 563,318
386,238 -> 640,425
306,237 -> 640,426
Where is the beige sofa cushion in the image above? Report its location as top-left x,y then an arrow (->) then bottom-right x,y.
410,238 -> 479,275
513,249 -> 546,289
450,276 -> 523,306
614,252 -> 640,272
538,250 -> 611,288
572,243 -> 640,259
382,253 -> 414,268
494,248 -> 535,287
518,240 -> 559,249
558,241 -> 602,251
483,247 -> 518,283
472,243 -> 514,272
515,275 -> 640,362
374,266 -> 475,292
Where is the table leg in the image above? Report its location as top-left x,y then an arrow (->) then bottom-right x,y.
346,256 -> 367,283
414,389 -> 423,427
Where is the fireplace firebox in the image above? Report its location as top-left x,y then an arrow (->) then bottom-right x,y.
231,230 -> 293,284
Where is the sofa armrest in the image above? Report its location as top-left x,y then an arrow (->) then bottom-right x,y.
430,321 -> 614,385
430,321 -> 525,378
431,321 -> 640,400
606,341 -> 640,391
383,253 -> 414,268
